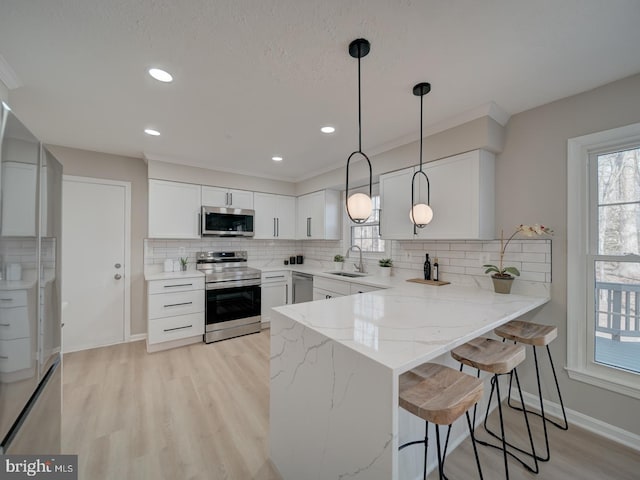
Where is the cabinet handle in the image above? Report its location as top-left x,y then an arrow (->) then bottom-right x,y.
0,323 -> 10,326
0,355 -> 8,359
273,218 -> 277,237
230,192 -> 233,205
285,284 -> 288,304
266,275 -> 285,279
378,208 -> 382,237
276,217 -> 280,237
225,192 -> 229,205
163,324 -> 193,332
164,283 -> 193,288
163,301 -> 193,308
0,298 -> 13,302
307,217 -> 311,237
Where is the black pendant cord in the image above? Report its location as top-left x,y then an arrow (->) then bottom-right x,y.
410,82 -> 432,229
345,38 -> 373,224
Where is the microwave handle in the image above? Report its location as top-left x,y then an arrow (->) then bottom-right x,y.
198,212 -> 202,236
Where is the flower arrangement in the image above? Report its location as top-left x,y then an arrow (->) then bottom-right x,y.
333,254 -> 345,262
483,224 -> 553,278
379,258 -> 393,267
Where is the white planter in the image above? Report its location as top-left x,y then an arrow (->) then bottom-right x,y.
379,267 -> 391,277
333,262 -> 344,271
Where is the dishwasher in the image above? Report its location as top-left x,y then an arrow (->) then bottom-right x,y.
292,272 -> 313,304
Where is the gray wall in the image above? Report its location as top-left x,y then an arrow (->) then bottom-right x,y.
47,145 -> 148,336
497,72 -> 640,435
295,116 -> 505,195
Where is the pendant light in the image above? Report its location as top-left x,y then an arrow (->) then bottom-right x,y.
409,82 -> 433,228
345,38 -> 373,224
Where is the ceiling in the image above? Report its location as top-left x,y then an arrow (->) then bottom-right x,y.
1,1 -> 640,182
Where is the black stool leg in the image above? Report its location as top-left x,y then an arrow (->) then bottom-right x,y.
466,411 -> 484,480
546,344 -> 569,430
435,424 -> 445,480
424,420 -> 429,480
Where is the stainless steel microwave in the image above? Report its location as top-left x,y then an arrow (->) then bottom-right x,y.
201,206 -> 255,237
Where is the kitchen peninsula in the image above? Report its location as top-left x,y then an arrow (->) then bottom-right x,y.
269,283 -> 549,480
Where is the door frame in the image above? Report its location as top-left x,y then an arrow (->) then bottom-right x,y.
62,175 -> 132,344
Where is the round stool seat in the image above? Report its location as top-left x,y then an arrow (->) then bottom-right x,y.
399,363 -> 483,426
451,337 -> 526,374
494,320 -> 557,346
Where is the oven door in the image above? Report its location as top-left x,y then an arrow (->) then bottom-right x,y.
205,282 -> 261,333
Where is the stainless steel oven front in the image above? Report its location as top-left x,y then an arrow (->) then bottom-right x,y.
204,278 -> 261,343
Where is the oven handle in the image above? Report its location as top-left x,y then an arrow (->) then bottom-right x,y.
206,278 -> 262,290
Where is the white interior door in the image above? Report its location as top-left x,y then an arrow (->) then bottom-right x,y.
62,176 -> 130,352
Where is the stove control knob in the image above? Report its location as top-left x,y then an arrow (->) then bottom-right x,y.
114,273 -> 122,280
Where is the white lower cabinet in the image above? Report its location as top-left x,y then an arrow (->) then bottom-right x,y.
261,271 -> 290,327
313,276 -> 383,300
147,276 -> 204,352
0,288 -> 35,377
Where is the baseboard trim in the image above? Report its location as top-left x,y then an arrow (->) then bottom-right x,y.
128,333 -> 147,342
512,388 -> 640,452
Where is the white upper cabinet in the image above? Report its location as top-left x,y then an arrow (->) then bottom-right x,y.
296,190 -> 341,240
148,180 -> 202,239
1,162 -> 38,236
379,166 -> 415,240
201,186 -> 253,210
379,150 -> 495,240
254,193 -> 296,240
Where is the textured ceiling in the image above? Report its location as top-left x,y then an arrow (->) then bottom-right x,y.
1,0 -> 640,182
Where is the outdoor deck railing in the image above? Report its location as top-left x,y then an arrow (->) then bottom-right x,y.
595,281 -> 640,341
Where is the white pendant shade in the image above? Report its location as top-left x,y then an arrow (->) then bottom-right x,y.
409,203 -> 433,227
347,192 -> 372,223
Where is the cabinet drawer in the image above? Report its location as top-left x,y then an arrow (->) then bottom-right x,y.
148,290 -> 204,320
0,306 -> 30,340
148,313 -> 204,344
313,287 -> 344,300
350,283 -> 381,294
0,290 -> 28,308
0,338 -> 32,373
148,277 -> 204,294
261,271 -> 289,284
314,277 -> 351,296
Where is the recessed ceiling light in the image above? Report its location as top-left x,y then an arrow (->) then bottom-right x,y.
144,128 -> 161,136
321,126 -> 336,134
148,68 -> 173,83
272,156 -> 283,162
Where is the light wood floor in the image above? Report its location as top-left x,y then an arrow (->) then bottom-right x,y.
62,330 -> 640,479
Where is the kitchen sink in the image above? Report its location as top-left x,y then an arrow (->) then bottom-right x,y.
325,271 -> 367,278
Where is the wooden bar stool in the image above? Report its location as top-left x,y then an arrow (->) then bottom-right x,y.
399,363 -> 484,480
451,337 -> 538,479
494,320 -> 568,462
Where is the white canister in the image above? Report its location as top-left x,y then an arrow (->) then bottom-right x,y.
173,260 -> 181,272
6,263 -> 22,281
164,259 -> 174,272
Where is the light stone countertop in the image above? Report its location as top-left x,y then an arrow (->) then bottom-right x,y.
273,282 -> 549,374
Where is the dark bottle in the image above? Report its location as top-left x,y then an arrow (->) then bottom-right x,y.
424,253 -> 431,280
433,257 -> 439,282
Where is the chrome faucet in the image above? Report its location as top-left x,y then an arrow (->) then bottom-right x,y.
347,245 -> 365,273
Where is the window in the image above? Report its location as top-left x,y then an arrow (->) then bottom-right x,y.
350,194 -> 385,253
568,122 -> 640,399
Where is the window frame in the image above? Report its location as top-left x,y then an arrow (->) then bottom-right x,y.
567,122 -> 640,399
342,184 -> 390,260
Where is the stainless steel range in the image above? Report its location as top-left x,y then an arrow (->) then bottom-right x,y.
196,251 -> 262,343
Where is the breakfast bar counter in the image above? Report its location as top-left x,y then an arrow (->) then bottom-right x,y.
269,283 -> 549,479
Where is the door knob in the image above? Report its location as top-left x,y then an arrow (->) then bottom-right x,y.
115,263 -> 121,269
114,273 -> 122,280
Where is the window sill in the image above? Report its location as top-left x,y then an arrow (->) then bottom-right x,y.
566,365 -> 640,400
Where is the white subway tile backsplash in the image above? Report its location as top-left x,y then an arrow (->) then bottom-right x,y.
143,238 -> 552,285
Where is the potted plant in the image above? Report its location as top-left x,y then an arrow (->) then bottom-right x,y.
484,224 -> 553,294
179,257 -> 189,272
333,254 -> 345,270
379,258 -> 393,277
